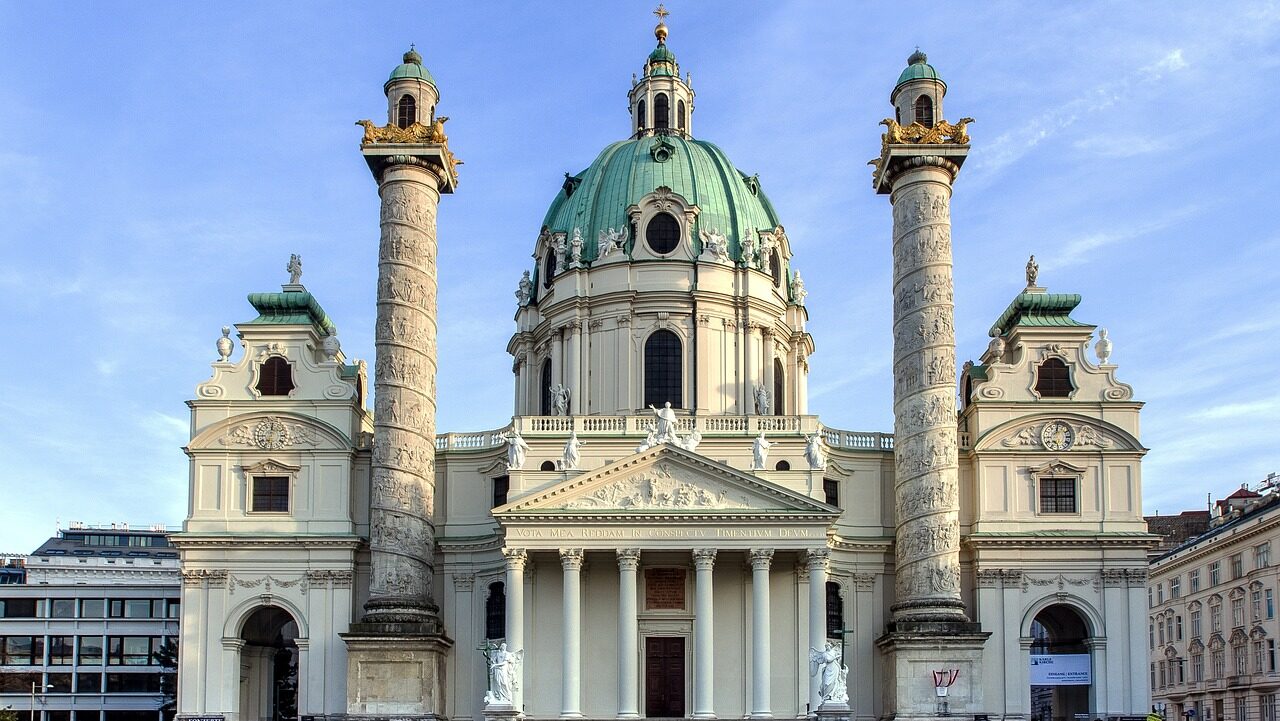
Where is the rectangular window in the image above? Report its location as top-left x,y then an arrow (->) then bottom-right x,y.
1235,645 -> 1248,675
251,475 -> 290,513
1159,622 -> 1166,645
1233,597 -> 1245,627
78,636 -> 104,665
823,477 -> 839,507
80,599 -> 106,618
48,636 -> 76,665
1258,543 -> 1272,569
1265,695 -> 1277,721
107,636 -> 156,666
1232,553 -> 1244,579
1270,639 -> 1277,672
0,598 -> 38,617
1038,477 -> 1077,513
1191,569 -> 1201,593
0,672 -> 41,694
1255,589 -> 1265,621
1159,660 -> 1167,687
166,599 -> 181,619
1177,615 -> 1184,641
105,673 -> 161,693
1150,622 -> 1155,649
1158,583 -> 1166,604
1211,561 -> 1222,586
45,672 -> 71,694
0,635 -> 44,665
492,475 -> 509,508
1269,589 -> 1276,619
1256,640 -> 1267,672
1192,653 -> 1204,682
76,672 -> 102,693
49,599 -> 76,618
1213,605 -> 1223,632
1192,609 -> 1202,638
1172,576 -> 1182,599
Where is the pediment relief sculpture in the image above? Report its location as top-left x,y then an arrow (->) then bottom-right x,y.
562,462 -> 751,510
189,412 -> 350,451
982,417 -> 1137,452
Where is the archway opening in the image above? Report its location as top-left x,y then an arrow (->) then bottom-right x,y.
239,607 -> 299,721
1030,604 -> 1092,721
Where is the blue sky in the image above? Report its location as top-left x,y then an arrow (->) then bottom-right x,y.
1,2 -> 1278,553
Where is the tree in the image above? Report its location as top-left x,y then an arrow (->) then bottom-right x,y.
152,637 -> 178,721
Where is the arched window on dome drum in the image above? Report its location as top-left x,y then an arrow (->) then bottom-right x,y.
484,582 -> 505,640
543,249 -> 555,289
773,358 -> 785,415
645,212 -> 681,254
654,93 -> 670,130
540,359 -> 553,414
644,330 -> 683,409
256,357 -> 295,396
677,100 -> 686,131
769,250 -> 782,286
914,95 -> 934,128
637,99 -> 647,132
1034,357 -> 1074,398
397,95 -> 416,129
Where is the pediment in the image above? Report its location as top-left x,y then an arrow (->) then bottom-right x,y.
495,445 -> 837,517
975,414 -> 1142,452
188,412 -> 351,452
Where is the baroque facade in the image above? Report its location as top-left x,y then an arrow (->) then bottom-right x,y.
172,18 -> 1156,721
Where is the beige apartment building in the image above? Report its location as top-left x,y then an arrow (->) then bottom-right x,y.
1150,484 -> 1280,721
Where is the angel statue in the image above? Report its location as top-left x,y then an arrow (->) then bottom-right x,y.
287,254 -> 303,285
751,432 -> 774,471
550,384 -> 570,416
804,427 -> 827,471
809,640 -> 849,706
598,226 -> 629,258
483,642 -> 524,706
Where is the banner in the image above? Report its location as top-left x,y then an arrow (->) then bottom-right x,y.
1029,654 -> 1091,685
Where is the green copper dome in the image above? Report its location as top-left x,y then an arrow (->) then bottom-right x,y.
895,49 -> 944,90
385,47 -> 435,91
646,43 -> 677,77
541,135 -> 781,264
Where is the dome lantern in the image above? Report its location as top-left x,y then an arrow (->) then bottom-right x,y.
384,44 -> 439,129
629,5 -> 694,138
891,47 -> 946,128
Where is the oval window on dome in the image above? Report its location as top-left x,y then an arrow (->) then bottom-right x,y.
645,212 -> 681,255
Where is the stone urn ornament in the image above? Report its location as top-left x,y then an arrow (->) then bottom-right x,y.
1095,328 -> 1112,364
322,332 -> 341,363
216,326 -> 234,362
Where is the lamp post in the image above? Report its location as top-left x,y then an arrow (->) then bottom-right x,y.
29,681 -> 53,721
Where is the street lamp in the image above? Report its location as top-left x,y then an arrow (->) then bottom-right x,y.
29,681 -> 53,721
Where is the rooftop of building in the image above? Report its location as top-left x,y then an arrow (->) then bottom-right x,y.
29,524 -> 178,561
1152,477 -> 1280,564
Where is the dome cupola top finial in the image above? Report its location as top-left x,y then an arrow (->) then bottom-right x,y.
403,43 -> 422,65
908,47 -> 927,66
654,4 -> 670,44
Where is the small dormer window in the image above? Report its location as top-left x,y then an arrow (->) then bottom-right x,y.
256,357 -> 295,396
914,95 -> 934,127
637,99 -> 647,132
1034,357 -> 1074,398
397,95 -> 416,129
655,93 -> 670,130
678,100 -> 686,131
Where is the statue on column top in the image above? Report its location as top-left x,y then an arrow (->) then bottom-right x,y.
287,254 -> 303,285
515,270 -> 533,306
1025,254 -> 1038,288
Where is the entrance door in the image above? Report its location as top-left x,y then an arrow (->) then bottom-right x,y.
645,636 -> 685,718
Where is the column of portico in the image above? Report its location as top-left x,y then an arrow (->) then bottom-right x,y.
743,321 -> 758,412
807,548 -> 830,713
502,548 -> 527,709
762,329 -> 776,413
750,549 -> 774,719
693,548 -> 717,719
551,328 -> 565,394
565,324 -> 580,414
560,548 -> 584,718
617,549 -> 642,719
515,352 -> 530,416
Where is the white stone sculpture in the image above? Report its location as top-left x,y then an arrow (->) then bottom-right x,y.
551,384 -> 570,416
1095,328 -> 1113,364
675,429 -> 702,452
741,230 -> 759,268
503,430 -> 530,470
753,383 -> 772,415
635,424 -> 659,453
562,430 -> 583,470
598,226 -> 628,258
553,234 -> 568,273
759,231 -> 777,263
751,432 -> 774,470
649,402 -> 678,444
515,270 -> 533,306
287,253 -> 303,285
1025,254 -> 1038,287
216,326 -> 233,362
698,227 -> 730,263
986,334 -> 1006,362
483,642 -> 523,706
790,271 -> 808,306
322,332 -> 341,363
809,641 -> 849,706
569,228 -> 584,268
804,428 -> 827,471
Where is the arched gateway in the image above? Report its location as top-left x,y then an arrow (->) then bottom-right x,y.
238,607 -> 300,721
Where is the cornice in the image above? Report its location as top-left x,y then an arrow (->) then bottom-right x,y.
170,534 -> 363,550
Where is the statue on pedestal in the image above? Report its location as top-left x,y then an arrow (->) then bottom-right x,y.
515,271 -> 532,306
649,402 -> 677,443
562,430 -> 583,470
550,384 -> 570,416
287,254 -> 303,285
503,429 -> 530,470
804,427 -> 827,470
751,432 -> 774,470
809,641 -> 849,706
753,383 -> 772,415
483,642 -> 523,706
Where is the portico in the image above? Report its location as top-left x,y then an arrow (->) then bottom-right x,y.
491,445 -> 840,719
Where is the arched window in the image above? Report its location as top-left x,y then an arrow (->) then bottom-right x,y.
256,357 -> 294,396
655,93 -> 670,130
637,99 -> 647,131
773,358 -> 785,416
485,582 -> 505,640
769,250 -> 782,286
826,581 -> 844,638
914,95 -> 934,127
644,329 -> 683,408
397,94 -> 417,129
677,100 -> 686,131
1034,357 -> 1074,398
646,212 -> 681,254
774,460 -> 791,471
539,460 -> 556,471
543,249 -> 556,289
540,359 -> 553,415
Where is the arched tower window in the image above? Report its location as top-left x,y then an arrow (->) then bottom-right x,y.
644,329 -> 683,408
540,359 -> 553,415
655,93 -> 670,130
826,581 -> 844,638
769,250 -> 782,286
914,95 -> 934,127
645,212 -> 681,254
637,99 -> 647,132
256,357 -> 294,396
543,249 -> 556,289
485,582 -> 505,640
1034,357 -> 1074,398
773,358 -> 785,415
677,100 -> 686,131
397,95 -> 417,129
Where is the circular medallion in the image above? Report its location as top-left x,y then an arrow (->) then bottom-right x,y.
253,418 -> 289,450
1041,421 -> 1074,451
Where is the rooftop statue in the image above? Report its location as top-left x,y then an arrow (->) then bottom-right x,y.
1025,254 -> 1039,287
649,402 -> 677,444
515,270 -> 533,306
751,432 -> 774,470
502,429 -> 531,470
287,254 -> 303,285
562,431 -> 583,470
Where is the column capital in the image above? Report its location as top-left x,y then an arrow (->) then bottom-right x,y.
503,547 -> 528,570
617,548 -> 642,571
692,548 -> 718,570
806,547 -> 831,572
453,573 -> 475,592
749,548 -> 774,570
852,572 -> 875,591
560,547 -> 585,571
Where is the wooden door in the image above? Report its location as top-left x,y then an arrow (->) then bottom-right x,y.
644,636 -> 685,717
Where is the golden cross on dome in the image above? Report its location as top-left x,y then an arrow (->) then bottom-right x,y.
654,4 -> 669,23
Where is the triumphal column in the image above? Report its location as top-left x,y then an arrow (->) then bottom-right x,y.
343,47 -> 460,719
871,50 -> 987,720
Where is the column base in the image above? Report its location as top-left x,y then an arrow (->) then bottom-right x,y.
341,626 -> 454,717
749,713 -> 776,719
692,714 -> 718,720
815,702 -> 851,721
482,703 -> 522,721
875,626 -> 989,721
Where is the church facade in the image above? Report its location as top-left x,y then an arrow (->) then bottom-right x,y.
172,18 -> 1155,721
